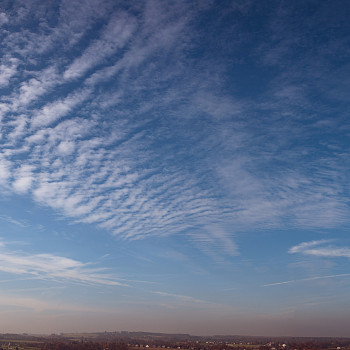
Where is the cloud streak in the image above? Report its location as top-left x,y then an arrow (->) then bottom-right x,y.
289,240 -> 350,259
152,291 -> 205,304
0,243 -> 125,286
63,14 -> 136,81
263,273 -> 350,287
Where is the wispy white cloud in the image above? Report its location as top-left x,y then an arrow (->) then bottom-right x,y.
0,12 -> 8,26
0,215 -> 28,228
289,240 -> 333,253
63,14 -> 136,81
12,164 -> 35,193
57,0 -> 116,47
31,87 -> 92,128
289,240 -> 350,259
14,66 -> 60,109
0,155 -> 12,185
188,225 -> 238,261
0,57 -> 18,87
152,291 -> 205,304
0,243 -> 126,286
263,273 -> 350,287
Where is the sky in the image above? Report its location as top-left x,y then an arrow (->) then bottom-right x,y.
0,0 -> 349,337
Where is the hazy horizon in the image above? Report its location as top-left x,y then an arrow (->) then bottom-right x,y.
0,0 -> 349,337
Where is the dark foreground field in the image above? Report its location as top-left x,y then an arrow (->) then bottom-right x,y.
1,332 -> 350,350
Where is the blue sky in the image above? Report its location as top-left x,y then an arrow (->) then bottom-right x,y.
0,0 -> 349,337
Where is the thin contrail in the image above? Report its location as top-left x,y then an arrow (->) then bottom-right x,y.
263,273 -> 350,287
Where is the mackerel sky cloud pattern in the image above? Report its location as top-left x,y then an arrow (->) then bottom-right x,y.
0,0 -> 349,336
0,1 -> 348,242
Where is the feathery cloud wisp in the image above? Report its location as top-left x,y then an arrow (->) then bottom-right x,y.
263,273 -> 350,287
0,243 -> 126,286
289,240 -> 350,259
152,291 -> 205,304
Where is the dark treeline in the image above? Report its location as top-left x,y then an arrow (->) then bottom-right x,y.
41,341 -> 128,350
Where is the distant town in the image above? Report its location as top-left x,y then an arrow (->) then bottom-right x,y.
0,331 -> 350,350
